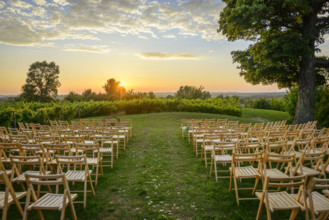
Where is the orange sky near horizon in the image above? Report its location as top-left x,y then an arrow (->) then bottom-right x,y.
2,0 -> 326,95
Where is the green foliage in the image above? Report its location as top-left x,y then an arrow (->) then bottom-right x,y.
244,97 -> 286,112
219,1 -> 329,88
175,85 -> 211,100
284,85 -> 329,127
218,0 -> 329,123
20,61 -> 61,102
0,98 -> 242,126
103,78 -> 125,100
64,89 -> 156,102
314,86 -> 329,127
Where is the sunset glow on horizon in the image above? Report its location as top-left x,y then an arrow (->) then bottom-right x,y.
1,0 -> 329,95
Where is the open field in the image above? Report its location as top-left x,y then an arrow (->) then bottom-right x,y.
6,109 -> 301,220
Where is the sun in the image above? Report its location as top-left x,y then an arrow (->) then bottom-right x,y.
119,83 -> 124,87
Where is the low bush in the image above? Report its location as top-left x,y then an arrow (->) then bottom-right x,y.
0,98 -> 242,126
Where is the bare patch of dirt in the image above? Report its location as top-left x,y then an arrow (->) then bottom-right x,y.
249,117 -> 270,122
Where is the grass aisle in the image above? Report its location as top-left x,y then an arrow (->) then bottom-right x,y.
10,111 -> 295,219
83,112 -> 265,220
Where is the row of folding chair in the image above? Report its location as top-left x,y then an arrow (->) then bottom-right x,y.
0,119 -> 133,219
182,119 -> 329,219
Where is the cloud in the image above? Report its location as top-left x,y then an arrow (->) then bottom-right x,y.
33,0 -> 47,5
137,52 -> 201,60
163,34 -> 176,39
0,1 -> 6,9
0,17 -> 50,46
0,0 -> 225,47
64,44 -> 110,53
9,0 -> 32,8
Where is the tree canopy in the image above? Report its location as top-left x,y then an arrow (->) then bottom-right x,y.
20,61 -> 61,102
175,85 -> 211,100
218,0 -> 329,124
103,78 -> 126,100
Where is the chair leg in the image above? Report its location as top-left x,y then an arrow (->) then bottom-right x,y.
229,169 -> 233,192
256,199 -> 264,220
111,150 -> 114,169
69,200 -> 78,220
252,177 -> 260,195
88,174 -> 96,196
95,165 -> 99,186
2,205 -> 8,220
84,179 -> 87,209
210,158 -> 213,176
60,206 -> 66,220
214,162 -> 218,182
234,175 -> 239,206
289,208 -> 299,220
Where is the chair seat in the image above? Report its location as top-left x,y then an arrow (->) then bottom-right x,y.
113,135 -> 125,139
98,148 -> 112,153
27,193 -> 78,210
204,145 -> 213,151
255,191 -> 303,212
265,169 -> 289,178
312,164 -> 329,173
0,157 -> 10,163
86,158 -> 99,165
214,155 -> 232,163
292,165 -> 321,177
14,171 -> 51,182
65,170 -> 92,182
234,166 -> 260,178
196,139 -> 203,143
308,191 -> 329,214
103,141 -> 118,145
0,191 -> 26,208
294,151 -> 302,158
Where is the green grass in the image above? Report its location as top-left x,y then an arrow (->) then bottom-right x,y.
5,110 -> 302,220
242,108 -> 290,122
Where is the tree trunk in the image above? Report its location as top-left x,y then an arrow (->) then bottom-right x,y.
293,12 -> 317,125
293,54 -> 316,124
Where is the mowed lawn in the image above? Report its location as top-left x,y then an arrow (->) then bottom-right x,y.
8,110 -> 304,220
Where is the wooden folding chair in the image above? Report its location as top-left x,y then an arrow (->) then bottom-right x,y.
10,155 -> 51,191
77,129 -> 95,144
291,150 -> 326,185
210,141 -> 237,181
58,121 -> 70,129
80,119 -> 92,128
255,175 -> 308,220
23,173 -> 77,220
307,178 -> 329,220
262,152 -> 295,181
9,134 -> 32,144
55,155 -> 95,208
44,143 -> 72,172
34,135 -> 57,145
229,150 -> 262,205
0,159 -> 26,220
93,135 -> 114,168
102,129 -> 120,158
201,132 -> 221,167
75,143 -> 103,185
120,119 -> 133,138
70,121 -> 82,131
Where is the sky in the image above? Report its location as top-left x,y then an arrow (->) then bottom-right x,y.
1,0 -> 327,95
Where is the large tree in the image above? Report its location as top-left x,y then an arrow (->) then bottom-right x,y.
21,61 -> 61,102
103,78 -> 126,100
218,0 -> 329,124
175,85 -> 211,99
